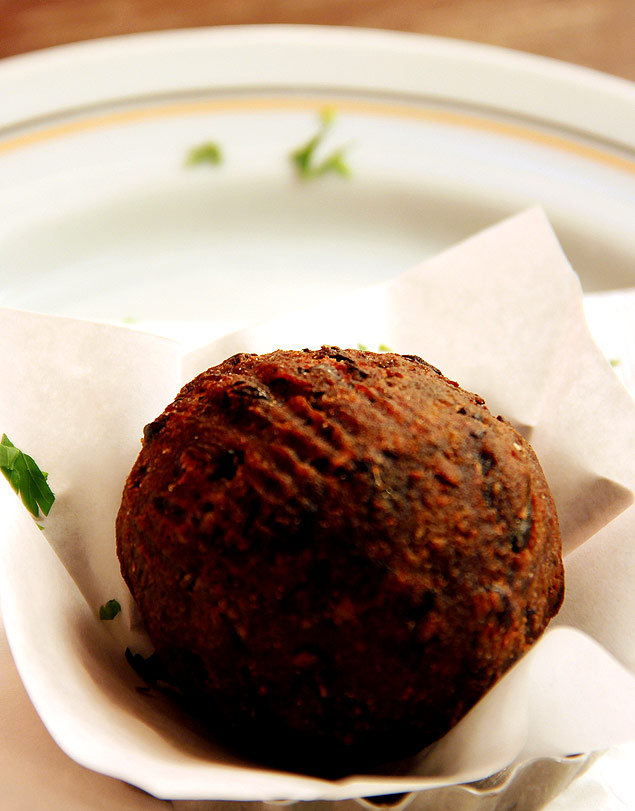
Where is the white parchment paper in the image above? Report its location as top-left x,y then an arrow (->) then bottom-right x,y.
1,207 -> 634,801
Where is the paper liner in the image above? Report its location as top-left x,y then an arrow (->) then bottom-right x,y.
1,207 -> 634,802
168,753 -> 601,811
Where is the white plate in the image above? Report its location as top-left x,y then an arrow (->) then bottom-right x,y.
0,25 -> 634,345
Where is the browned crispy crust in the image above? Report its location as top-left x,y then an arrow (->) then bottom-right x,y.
116,347 -> 564,772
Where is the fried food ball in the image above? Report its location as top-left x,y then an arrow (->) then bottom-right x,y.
116,347 -> 564,773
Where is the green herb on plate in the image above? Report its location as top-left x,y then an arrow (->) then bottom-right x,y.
0,434 -> 55,519
290,108 -> 351,180
99,599 -> 122,621
186,141 -> 223,167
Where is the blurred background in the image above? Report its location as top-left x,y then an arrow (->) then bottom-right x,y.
1,0 -> 634,79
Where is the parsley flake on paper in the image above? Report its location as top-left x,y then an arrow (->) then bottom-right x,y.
99,599 -> 122,621
186,141 -> 223,167
0,434 -> 55,519
290,108 -> 352,181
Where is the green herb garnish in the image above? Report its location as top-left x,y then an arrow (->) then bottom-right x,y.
290,108 -> 351,181
99,599 -> 122,621
186,141 -> 223,167
0,434 -> 55,519
356,343 -> 392,352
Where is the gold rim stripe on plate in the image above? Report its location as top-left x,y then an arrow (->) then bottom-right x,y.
0,96 -> 633,174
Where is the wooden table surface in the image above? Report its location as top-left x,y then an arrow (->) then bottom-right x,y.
1,0 -> 635,81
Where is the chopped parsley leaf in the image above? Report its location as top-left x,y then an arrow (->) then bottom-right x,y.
0,434 -> 55,519
290,109 -> 351,181
99,599 -> 122,620
186,141 -> 223,167
356,343 -> 393,352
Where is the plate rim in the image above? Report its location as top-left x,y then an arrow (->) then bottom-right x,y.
1,24 -> 634,151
